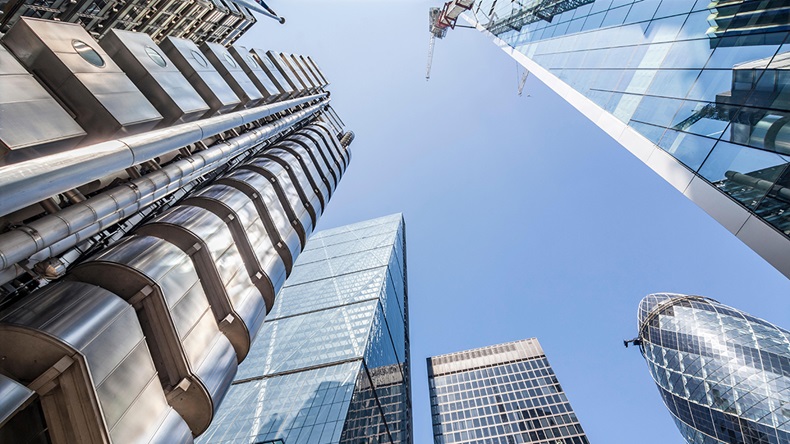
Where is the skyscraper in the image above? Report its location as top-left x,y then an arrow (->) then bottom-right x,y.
427,339 -> 589,444
464,1 -> 790,278
0,7 -> 354,443
632,293 -> 790,444
198,213 -> 412,444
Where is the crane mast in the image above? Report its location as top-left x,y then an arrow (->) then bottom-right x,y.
426,0 -> 473,80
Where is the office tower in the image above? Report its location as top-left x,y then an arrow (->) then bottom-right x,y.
0,10 -> 351,444
198,213 -> 412,444
427,339 -> 589,444
632,293 -> 790,443
0,0 -> 268,46
464,1 -> 790,279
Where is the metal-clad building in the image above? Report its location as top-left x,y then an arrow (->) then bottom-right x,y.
467,0 -> 790,279
427,339 -> 589,444
634,293 -> 790,444
198,214 -> 413,444
0,7 -> 350,443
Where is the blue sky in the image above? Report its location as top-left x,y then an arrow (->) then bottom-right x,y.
241,2 -> 790,443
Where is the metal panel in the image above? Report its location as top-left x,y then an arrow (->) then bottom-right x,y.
301,125 -> 345,176
229,45 -> 284,103
2,18 -> 162,143
287,133 -> 340,189
183,183 -> 288,308
278,52 -> 312,93
70,235 -> 237,435
136,205 -> 267,362
0,281 -> 191,444
264,50 -> 306,95
0,43 -> 85,164
241,157 -> 315,236
200,41 -> 264,108
304,123 -> 349,172
159,36 -> 240,116
305,55 -> 329,85
299,54 -> 327,88
100,29 -> 209,127
250,48 -> 296,98
215,169 -> 301,272
264,144 -> 329,211
288,53 -> 320,90
0,374 -> 33,427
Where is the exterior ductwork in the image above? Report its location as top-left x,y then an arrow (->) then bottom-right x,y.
201,42 -> 265,109
229,45 -> 285,103
251,48 -> 297,99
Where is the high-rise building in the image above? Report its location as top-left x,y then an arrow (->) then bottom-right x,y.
632,293 -> 790,444
464,0 -> 790,279
427,338 -> 589,444
0,8 -> 353,444
198,213 -> 412,444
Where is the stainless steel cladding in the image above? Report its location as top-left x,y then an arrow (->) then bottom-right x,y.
288,54 -> 321,90
215,169 -> 302,272
0,44 -> 86,164
182,184 -> 288,308
229,46 -> 285,103
305,56 -> 329,85
278,52 -> 313,93
299,55 -> 328,88
136,205 -> 268,361
200,41 -> 264,108
100,29 -> 210,127
159,36 -> 241,116
260,146 -> 328,213
0,281 -> 193,443
1,18 -> 163,143
70,235 -> 238,435
264,50 -> 307,96
251,48 -> 297,98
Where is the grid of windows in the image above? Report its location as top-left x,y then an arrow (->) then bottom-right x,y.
637,293 -> 790,444
470,0 -> 790,267
199,214 -> 411,444
428,339 -> 588,444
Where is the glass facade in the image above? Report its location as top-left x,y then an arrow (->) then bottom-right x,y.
469,0 -> 790,277
198,214 -> 412,444
636,293 -> 790,444
427,339 -> 588,444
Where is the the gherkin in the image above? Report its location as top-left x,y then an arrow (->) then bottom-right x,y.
634,293 -> 790,444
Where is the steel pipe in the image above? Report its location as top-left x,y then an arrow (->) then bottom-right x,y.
0,93 -> 328,217
0,101 -> 328,272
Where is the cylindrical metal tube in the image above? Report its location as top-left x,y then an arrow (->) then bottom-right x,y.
0,93 -> 328,217
0,101 -> 327,272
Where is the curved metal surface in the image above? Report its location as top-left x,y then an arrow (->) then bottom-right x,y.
215,169 -> 300,271
159,36 -> 241,115
0,373 -> 33,427
260,146 -> 326,213
183,184 -> 287,310
299,55 -> 327,88
298,129 -> 344,184
312,122 -> 351,167
136,205 -> 267,361
0,101 -> 328,273
278,52 -> 312,93
0,95 -> 327,219
70,235 -> 237,435
288,131 -> 343,187
100,29 -> 209,127
264,50 -> 305,95
2,18 -> 162,143
303,123 -> 349,173
200,42 -> 263,109
0,280 -> 192,443
279,138 -> 335,196
240,157 -> 315,236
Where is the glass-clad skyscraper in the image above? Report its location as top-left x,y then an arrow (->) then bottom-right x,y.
198,213 -> 412,444
427,338 -> 588,444
634,293 -> 790,444
467,0 -> 790,279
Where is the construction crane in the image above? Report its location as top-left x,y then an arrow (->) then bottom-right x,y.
426,0 -> 474,80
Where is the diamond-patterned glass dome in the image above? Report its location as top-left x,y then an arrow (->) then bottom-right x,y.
636,293 -> 790,444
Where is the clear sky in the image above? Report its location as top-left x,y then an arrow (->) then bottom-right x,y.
240,2 -> 790,443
